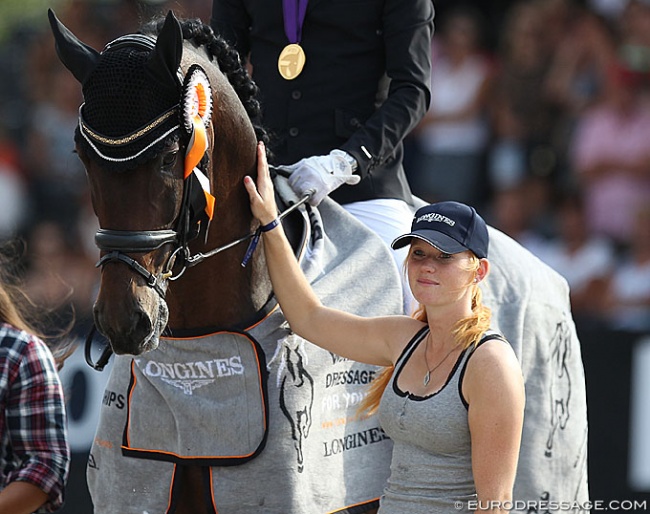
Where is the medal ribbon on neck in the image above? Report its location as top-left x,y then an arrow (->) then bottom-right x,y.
182,66 -> 215,228
282,0 -> 308,44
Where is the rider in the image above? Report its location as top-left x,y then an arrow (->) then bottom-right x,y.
211,0 -> 434,312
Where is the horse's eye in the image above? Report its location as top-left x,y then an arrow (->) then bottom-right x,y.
162,151 -> 178,169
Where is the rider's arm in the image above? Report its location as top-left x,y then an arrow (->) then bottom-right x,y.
244,143 -> 412,366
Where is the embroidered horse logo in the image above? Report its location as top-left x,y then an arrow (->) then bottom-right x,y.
273,334 -> 314,473
546,320 -> 572,457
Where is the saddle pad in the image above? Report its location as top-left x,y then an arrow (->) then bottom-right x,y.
122,331 -> 268,465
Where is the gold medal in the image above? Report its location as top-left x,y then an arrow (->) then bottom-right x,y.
278,43 -> 306,80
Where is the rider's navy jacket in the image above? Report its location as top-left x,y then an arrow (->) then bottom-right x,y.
211,0 -> 434,205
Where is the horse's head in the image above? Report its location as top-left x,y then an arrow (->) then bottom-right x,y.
49,10 -> 263,356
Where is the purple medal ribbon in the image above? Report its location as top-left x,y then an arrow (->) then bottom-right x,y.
282,0 -> 308,44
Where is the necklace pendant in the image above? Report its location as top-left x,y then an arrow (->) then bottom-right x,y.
423,371 -> 431,387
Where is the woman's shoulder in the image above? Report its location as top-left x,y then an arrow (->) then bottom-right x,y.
0,322 -> 52,363
467,331 -> 521,380
462,331 -> 525,408
375,316 -> 427,365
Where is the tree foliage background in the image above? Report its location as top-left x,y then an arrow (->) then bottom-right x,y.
0,0 -> 69,43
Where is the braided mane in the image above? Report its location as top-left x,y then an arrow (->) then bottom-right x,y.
142,16 -> 269,148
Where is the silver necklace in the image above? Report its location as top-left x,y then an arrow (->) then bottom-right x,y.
423,333 -> 458,387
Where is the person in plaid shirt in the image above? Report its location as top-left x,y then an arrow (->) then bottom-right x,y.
0,245 -> 70,513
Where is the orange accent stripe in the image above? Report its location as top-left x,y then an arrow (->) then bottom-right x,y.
204,190 -> 215,220
326,498 -> 381,514
161,307 -> 279,340
208,467 -> 219,513
166,465 -> 177,513
184,120 -> 208,178
124,359 -> 138,447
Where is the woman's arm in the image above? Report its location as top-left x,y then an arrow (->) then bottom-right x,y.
3,335 -> 70,513
463,339 -> 525,513
0,481 -> 49,514
244,143 -> 416,366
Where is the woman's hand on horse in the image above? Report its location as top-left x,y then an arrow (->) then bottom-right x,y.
245,142 -> 279,226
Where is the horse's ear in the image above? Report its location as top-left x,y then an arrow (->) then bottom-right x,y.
146,11 -> 184,89
48,8 -> 99,85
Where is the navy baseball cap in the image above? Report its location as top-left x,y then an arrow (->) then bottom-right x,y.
391,201 -> 489,259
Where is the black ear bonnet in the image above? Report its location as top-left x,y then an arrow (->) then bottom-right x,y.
49,10 -> 186,171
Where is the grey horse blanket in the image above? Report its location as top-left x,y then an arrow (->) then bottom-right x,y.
482,227 -> 590,511
87,187 -> 590,512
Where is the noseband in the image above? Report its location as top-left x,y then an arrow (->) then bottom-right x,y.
95,230 -> 179,298
94,172 -> 311,299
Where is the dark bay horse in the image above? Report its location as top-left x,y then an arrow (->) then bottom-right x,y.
49,9 -> 592,513
50,9 -> 397,514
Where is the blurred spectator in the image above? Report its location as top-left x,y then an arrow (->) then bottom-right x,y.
486,0 -> 561,193
570,58 -> 650,247
21,221 -> 96,335
22,67 -> 86,228
544,6 -> 617,115
543,6 -> 618,188
618,0 -> 650,74
0,125 -> 27,239
535,189 -> 616,326
407,4 -> 492,207
602,205 -> 650,332
588,0 -> 629,21
485,180 -> 549,257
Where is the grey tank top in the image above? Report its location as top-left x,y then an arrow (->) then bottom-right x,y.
377,327 -> 506,514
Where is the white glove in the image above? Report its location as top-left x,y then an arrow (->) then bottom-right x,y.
280,150 -> 361,206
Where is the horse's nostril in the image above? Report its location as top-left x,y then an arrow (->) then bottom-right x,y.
93,300 -> 155,355
133,310 -> 153,341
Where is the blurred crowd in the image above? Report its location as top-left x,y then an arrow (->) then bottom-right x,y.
0,0 -> 648,337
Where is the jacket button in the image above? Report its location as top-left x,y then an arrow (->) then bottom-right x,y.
350,117 -> 362,128
291,90 -> 302,100
289,127 -> 299,137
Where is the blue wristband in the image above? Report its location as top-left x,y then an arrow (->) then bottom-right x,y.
260,218 -> 280,232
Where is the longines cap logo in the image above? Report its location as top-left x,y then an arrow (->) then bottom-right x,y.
415,212 -> 456,227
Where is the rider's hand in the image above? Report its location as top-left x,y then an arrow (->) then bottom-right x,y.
244,142 -> 279,226
280,149 -> 361,206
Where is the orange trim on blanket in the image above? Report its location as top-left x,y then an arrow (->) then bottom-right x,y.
208,467 -> 219,514
123,359 -> 138,448
166,465 -> 176,514
326,497 -> 381,514
160,306 -> 280,339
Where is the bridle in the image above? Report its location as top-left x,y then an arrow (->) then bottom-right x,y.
93,171 -> 311,298
86,165 -> 312,371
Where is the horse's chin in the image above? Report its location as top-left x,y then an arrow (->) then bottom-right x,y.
142,297 -> 170,353
108,296 -> 170,356
138,296 -> 169,354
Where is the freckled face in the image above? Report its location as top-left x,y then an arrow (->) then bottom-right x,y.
406,239 -> 476,307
